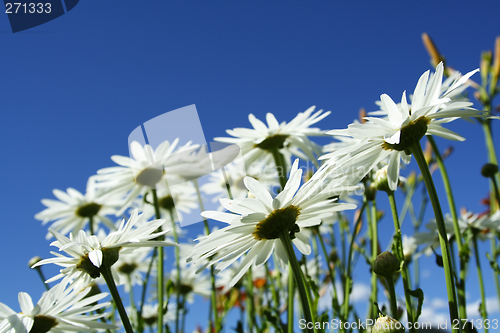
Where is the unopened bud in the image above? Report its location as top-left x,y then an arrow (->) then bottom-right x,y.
359,108 -> 367,124
374,166 -> 392,193
372,314 -> 405,333
424,140 -> 433,164
373,251 -> 400,278
364,183 -> 377,201
480,51 -> 492,85
481,163 -> 499,178
28,256 -> 42,268
422,33 -> 444,68
493,36 -> 500,82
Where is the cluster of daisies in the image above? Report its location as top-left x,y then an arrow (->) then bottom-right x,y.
2,61 -> 499,333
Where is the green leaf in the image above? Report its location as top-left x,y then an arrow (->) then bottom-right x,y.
407,288 -> 424,321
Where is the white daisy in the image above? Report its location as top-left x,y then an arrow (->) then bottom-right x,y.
322,62 -> 484,191
0,281 -> 116,333
201,159 -> 279,205
35,178 -> 121,239
94,139 -> 198,215
114,247 -> 152,293
32,209 -> 176,285
215,107 -> 330,167
168,244 -> 212,303
140,182 -> 198,224
187,159 -> 357,288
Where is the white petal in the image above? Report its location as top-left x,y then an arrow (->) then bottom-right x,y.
88,250 -> 103,268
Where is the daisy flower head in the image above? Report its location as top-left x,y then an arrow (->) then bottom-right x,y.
201,159 -> 279,205
168,244 -> 211,302
322,62 -> 485,191
94,139 -> 198,215
187,159 -> 357,289
33,209 -> 175,285
0,281 -> 116,333
215,107 -> 330,167
140,182 -> 198,225
35,178 -> 121,239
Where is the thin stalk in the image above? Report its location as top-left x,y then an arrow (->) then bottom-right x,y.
368,200 -> 379,320
385,274 -> 398,319
287,266 -> 295,333
481,118 -> 500,314
387,192 -> 415,332
342,202 -> 367,323
194,178 -> 221,332
473,233 -> 488,333
89,216 -> 94,236
151,189 -> 165,333
265,263 -> 280,307
246,270 -> 257,333
127,275 -> 137,329
427,136 -> 463,250
270,148 -> 287,189
168,209 -> 181,333
427,136 -> 469,319
101,265 -> 134,333
490,174 -> 500,208
138,248 -> 157,333
409,141 -> 459,331
33,265 -> 50,291
316,229 -> 340,316
279,229 -> 315,333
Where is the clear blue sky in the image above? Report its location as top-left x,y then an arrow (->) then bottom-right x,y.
1,0 -> 499,329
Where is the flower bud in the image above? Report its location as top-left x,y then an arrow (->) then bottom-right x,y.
481,163 -> 499,178
28,256 -> 42,268
374,166 -> 392,193
364,183 -> 377,201
493,36 -> 500,83
372,315 -> 405,333
422,33 -> 444,68
373,251 -> 400,278
480,50 -> 492,85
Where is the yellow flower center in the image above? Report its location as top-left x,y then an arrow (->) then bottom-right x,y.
76,203 -> 102,218
255,134 -> 289,151
252,205 -> 301,240
29,315 -> 57,333
382,117 -> 430,153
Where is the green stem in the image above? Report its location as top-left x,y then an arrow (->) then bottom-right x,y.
287,266 -> 295,333
265,263 -> 280,308
168,209 -> 181,333
151,189 -> 165,333
270,148 -> 287,189
427,135 -> 469,320
127,275 -> 137,329
89,216 -> 94,236
101,265 -> 134,333
246,270 -> 257,333
342,202 -> 367,324
279,229 -> 315,333
194,179 -> 220,332
385,274 -> 399,319
138,248 -> 157,333
33,266 -> 50,291
473,233 -> 488,333
490,175 -> 500,208
427,136 -> 463,250
409,141 -> 460,331
482,121 -> 500,211
368,200 -> 379,320
387,192 -> 415,332
316,229 -> 340,316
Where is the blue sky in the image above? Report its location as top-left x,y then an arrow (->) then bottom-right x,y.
1,0 -> 500,330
